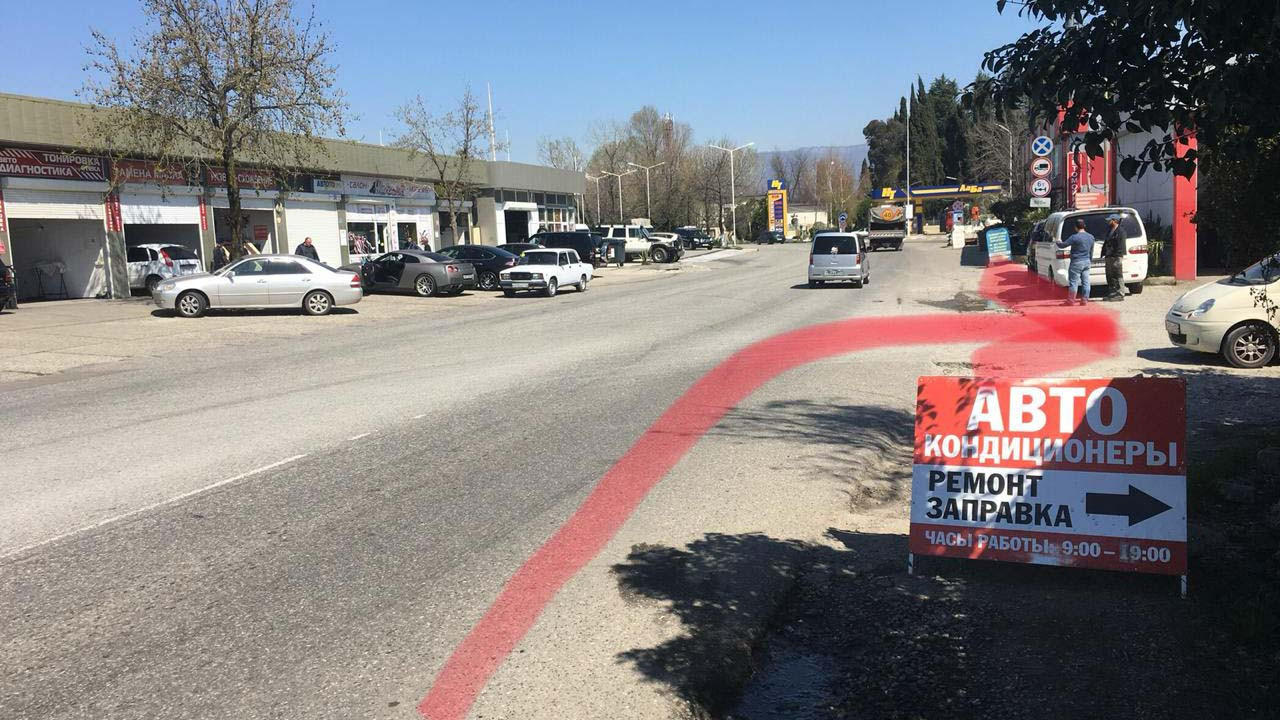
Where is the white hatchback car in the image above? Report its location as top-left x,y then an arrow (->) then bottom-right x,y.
1165,252 -> 1280,368
126,243 -> 203,292
499,248 -> 592,297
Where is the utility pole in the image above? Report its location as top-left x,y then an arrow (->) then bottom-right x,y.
585,174 -> 603,226
627,161 -> 666,220
994,123 -> 1014,198
905,87 -> 912,232
708,142 -> 754,245
487,83 -> 497,162
600,169 -> 636,223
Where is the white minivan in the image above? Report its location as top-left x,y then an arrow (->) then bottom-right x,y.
1031,207 -> 1149,295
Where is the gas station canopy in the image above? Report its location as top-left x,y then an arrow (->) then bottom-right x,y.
870,183 -> 1003,201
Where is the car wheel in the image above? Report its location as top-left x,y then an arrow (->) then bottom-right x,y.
414,274 -> 437,297
853,278 -> 863,288
578,274 -> 588,292
1222,323 -> 1276,369
651,246 -> 669,263
545,277 -> 558,297
478,270 -> 499,291
175,290 -> 206,318
1127,282 -> 1144,295
503,289 -> 515,298
303,290 -> 333,316
145,274 -> 163,293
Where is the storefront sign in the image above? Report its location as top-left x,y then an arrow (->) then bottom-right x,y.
253,225 -> 270,243
1074,192 -> 1106,210
340,174 -> 435,201
104,193 -> 124,232
1066,140 -> 1110,208
312,178 -> 342,193
0,147 -> 107,181
198,195 -> 208,230
112,159 -> 189,186
207,166 -> 276,190
910,376 -> 1187,577
0,188 -> 7,233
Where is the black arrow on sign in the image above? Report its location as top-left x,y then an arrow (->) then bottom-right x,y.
1085,486 -> 1173,526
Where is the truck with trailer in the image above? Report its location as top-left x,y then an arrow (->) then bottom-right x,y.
867,204 -> 907,251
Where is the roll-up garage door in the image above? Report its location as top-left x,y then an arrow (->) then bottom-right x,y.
4,189 -> 105,220
283,201 -> 342,266
120,193 -> 199,224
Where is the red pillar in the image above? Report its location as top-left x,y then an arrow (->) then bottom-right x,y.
1172,133 -> 1198,280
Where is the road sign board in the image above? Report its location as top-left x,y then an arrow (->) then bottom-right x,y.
1030,178 -> 1052,197
1031,135 -> 1054,157
1029,197 -> 1051,208
1030,157 -> 1052,178
985,226 -> 1010,263
838,212 -> 847,222
909,376 -> 1187,576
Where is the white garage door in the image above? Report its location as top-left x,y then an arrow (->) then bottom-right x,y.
120,193 -> 200,224
4,189 -> 105,220
284,201 -> 342,265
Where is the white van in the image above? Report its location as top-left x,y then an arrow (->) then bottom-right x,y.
1031,207 -> 1149,295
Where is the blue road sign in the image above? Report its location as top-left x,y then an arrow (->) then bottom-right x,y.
1031,135 -> 1054,157
838,212 -> 848,222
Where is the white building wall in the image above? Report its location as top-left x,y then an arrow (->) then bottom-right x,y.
1115,130 -> 1175,227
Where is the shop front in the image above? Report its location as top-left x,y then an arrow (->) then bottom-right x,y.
114,160 -> 204,267
0,149 -> 115,300
340,174 -> 435,260
345,200 -> 392,260
284,188 -> 342,266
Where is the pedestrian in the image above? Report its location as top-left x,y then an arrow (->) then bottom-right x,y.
1101,213 -> 1127,301
1056,218 -> 1095,306
210,241 -> 231,272
294,236 -> 320,261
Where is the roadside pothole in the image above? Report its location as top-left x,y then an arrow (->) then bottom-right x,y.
920,291 -> 1007,313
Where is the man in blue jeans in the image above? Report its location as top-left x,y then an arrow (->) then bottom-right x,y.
1056,218 -> 1095,305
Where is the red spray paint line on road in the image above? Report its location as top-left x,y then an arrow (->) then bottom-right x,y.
419,264 -> 1119,719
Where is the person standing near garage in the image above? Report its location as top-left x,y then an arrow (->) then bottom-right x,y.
210,241 -> 231,272
1055,218 -> 1095,306
294,236 -> 320,262
1102,214 -> 1127,301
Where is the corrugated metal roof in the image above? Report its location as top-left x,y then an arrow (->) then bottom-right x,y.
0,92 -> 582,193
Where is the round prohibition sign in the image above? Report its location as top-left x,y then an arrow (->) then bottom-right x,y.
1030,178 -> 1052,198
1030,157 -> 1052,178
1031,135 -> 1054,157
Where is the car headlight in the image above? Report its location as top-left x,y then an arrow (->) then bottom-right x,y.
1188,298 -> 1215,317
499,272 -> 509,279
158,281 -> 176,291
530,273 -> 543,279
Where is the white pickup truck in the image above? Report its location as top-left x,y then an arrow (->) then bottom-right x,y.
498,247 -> 592,297
598,224 -> 684,263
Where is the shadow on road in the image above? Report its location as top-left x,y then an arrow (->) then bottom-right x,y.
959,244 -> 987,267
150,306 -> 360,318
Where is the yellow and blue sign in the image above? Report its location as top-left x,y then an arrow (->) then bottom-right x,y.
873,183 -> 1003,201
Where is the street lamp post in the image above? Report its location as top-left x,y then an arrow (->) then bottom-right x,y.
600,169 -> 636,223
708,141 -> 754,245
627,161 -> 666,220
585,174 -> 603,225
993,123 -> 1014,197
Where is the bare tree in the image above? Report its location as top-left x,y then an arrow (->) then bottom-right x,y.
768,148 -> 815,204
396,88 -> 487,245
82,0 -> 346,259
537,136 -> 587,171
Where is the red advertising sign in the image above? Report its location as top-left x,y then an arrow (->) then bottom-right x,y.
207,166 -> 276,190
1066,139 -> 1110,208
0,147 -> 107,181
198,195 -> 208,231
112,159 -> 188,186
104,193 -> 123,232
253,225 -> 269,243
910,376 -> 1187,576
0,187 -> 7,234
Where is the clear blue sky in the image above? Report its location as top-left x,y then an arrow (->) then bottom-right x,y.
0,0 -> 1037,163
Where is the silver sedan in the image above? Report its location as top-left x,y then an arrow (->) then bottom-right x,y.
152,254 -> 364,317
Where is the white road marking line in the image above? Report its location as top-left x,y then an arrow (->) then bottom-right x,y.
348,432 -> 371,441
0,454 -> 309,562
412,414 -> 426,420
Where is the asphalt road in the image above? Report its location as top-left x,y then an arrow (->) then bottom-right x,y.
0,243 -> 921,719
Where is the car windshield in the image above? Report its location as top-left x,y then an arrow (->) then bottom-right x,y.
519,252 -> 558,265
1229,252 -> 1280,285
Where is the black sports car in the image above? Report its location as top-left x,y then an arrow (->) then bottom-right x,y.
436,245 -> 520,291
340,250 -> 476,297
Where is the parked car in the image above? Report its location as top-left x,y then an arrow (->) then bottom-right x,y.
1025,220 -> 1047,273
757,229 -> 785,245
0,258 -> 15,310
674,227 -> 716,250
126,243 -> 203,292
339,250 -> 475,297
436,244 -> 520,290
1030,207 -> 1148,295
1165,251 -> 1280,368
153,254 -> 362,318
497,242 -> 542,256
499,248 -> 592,297
529,231 -> 601,267
808,231 -> 870,288
598,224 -> 683,263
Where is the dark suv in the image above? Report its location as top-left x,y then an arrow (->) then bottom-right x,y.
674,227 -> 715,250
529,231 -> 601,267
0,259 -> 15,310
